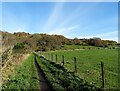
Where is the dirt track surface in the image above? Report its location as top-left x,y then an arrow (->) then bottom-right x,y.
34,56 -> 53,91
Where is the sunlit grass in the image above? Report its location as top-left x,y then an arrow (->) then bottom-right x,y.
42,49 -> 118,89
2,54 -> 40,90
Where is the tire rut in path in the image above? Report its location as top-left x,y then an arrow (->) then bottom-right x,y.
34,56 -> 53,91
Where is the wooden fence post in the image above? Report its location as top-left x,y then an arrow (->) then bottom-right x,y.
62,55 -> 64,66
101,61 -> 105,89
44,53 -> 46,58
49,54 -> 50,60
49,54 -> 51,60
47,54 -> 49,60
56,54 -> 57,63
74,57 -> 77,73
51,54 -> 53,61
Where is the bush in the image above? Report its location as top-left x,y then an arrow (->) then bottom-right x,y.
83,47 -> 85,49
13,43 -> 24,49
112,47 -> 115,49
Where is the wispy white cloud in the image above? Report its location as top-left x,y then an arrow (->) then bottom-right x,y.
56,2 -> 99,28
80,15 -> 118,32
78,30 -> 118,41
48,25 -> 80,35
7,27 -> 28,33
42,2 -> 64,32
94,31 -> 118,38
3,26 -> 28,33
5,27 -> 28,33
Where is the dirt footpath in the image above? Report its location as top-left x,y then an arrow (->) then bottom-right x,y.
34,56 -> 53,91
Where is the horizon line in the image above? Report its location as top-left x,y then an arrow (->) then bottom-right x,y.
1,30 -> 118,42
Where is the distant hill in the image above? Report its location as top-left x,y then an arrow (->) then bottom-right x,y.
0,31 -> 117,53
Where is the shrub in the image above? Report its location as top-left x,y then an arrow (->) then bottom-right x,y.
13,43 -> 24,49
112,47 -> 115,49
83,47 -> 85,49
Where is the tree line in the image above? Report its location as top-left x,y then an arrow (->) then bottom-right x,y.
1,31 -> 117,53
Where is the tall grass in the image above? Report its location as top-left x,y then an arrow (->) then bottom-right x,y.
2,54 -> 40,90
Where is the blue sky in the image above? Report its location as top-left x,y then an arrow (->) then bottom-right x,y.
2,2 -> 118,41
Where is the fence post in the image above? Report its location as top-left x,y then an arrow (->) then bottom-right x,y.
56,54 -> 57,63
49,54 -> 50,60
62,55 -> 64,66
51,54 -> 53,61
74,57 -> 77,73
47,54 -> 49,60
101,61 -> 105,89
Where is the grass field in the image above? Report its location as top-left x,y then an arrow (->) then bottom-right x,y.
60,45 -> 116,50
61,45 -> 99,50
2,48 -> 118,90
2,54 -> 40,90
41,49 -> 118,89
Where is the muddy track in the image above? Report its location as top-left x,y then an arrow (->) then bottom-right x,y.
34,56 -> 53,91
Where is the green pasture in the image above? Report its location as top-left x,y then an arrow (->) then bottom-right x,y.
41,49 -> 118,89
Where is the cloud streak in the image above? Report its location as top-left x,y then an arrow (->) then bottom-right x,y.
48,25 -> 80,35
8,28 -> 28,33
78,30 -> 118,41
42,2 -> 64,32
55,2 -> 99,29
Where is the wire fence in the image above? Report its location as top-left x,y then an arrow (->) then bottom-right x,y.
39,52 -> 118,89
